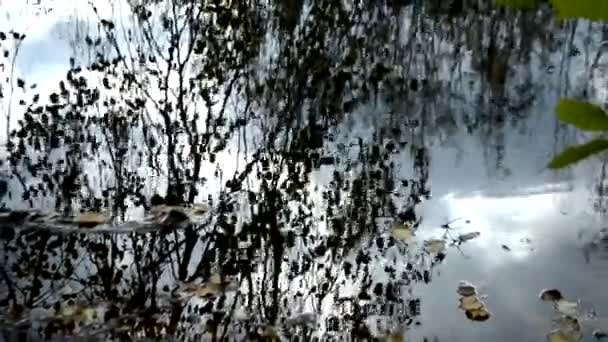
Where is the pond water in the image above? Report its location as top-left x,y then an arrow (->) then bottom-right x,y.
2,1 -> 608,341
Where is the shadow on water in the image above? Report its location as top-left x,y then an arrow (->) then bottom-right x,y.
1,1 -> 608,341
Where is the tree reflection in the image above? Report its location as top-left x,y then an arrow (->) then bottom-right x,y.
0,0 -> 606,340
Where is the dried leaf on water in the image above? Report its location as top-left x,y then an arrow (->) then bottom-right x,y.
456,281 -> 477,297
554,316 -> 581,333
258,325 -> 280,341
457,282 -> 491,322
58,304 -> 98,323
465,307 -> 491,322
149,204 -> 209,224
458,231 -> 481,242
392,225 -> 415,241
540,289 -> 564,302
382,333 -> 405,342
424,239 -> 446,254
189,204 -> 209,216
73,212 -> 108,228
177,273 -> 235,299
546,329 -> 579,342
459,295 -> 484,311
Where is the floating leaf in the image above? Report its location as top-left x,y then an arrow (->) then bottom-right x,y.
392,225 -> 415,241
457,281 -> 477,297
177,273 -> 235,299
555,99 -> 608,131
540,289 -> 563,302
59,304 -> 98,324
258,325 -> 280,341
382,333 -> 405,342
74,212 -> 107,228
555,316 -> 581,333
148,204 -> 209,225
459,295 -> 484,311
424,239 -> 446,254
458,284 -> 491,322
465,307 -> 491,322
548,139 -> 608,169
546,329 -> 579,342
458,231 -> 480,242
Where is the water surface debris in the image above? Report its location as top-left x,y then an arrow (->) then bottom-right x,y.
540,289 -> 564,302
456,281 -> 490,322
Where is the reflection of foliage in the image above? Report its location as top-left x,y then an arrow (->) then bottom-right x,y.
497,0 -> 608,171
494,0 -> 539,10
0,0 -> 604,340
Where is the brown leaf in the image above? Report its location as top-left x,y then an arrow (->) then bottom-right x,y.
465,307 -> 491,321
458,231 -> 480,242
456,281 -> 477,297
459,295 -> 484,311
74,212 -> 107,228
382,333 -> 405,342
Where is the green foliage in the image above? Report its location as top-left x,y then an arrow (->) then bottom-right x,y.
494,0 -> 538,10
555,99 -> 608,131
542,0 -> 608,170
549,139 -> 608,169
550,0 -> 608,21
496,0 -> 608,21
549,99 -> 608,169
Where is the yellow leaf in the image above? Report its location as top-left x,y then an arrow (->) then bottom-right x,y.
459,295 -> 484,311
209,273 -> 224,285
392,225 -> 415,241
258,326 -> 280,341
59,305 -> 98,323
383,333 -> 405,342
74,212 -> 107,228
178,274 -> 234,299
556,316 -> 581,333
546,329 -> 579,342
465,307 -> 491,321
424,239 -> 446,254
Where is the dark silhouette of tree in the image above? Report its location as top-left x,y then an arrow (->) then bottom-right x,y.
0,0 -> 606,341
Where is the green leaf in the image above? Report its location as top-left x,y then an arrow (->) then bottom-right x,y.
555,99 -> 608,131
548,139 -> 608,169
494,0 -> 538,10
550,0 -> 608,21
